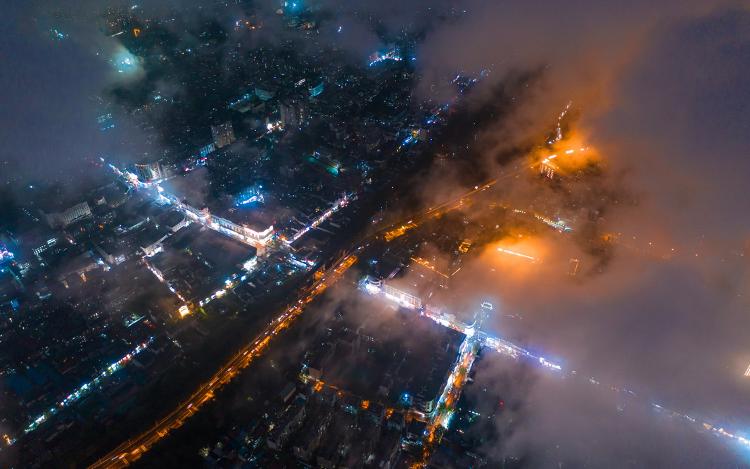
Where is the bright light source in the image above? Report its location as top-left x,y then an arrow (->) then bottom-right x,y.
178,305 -> 191,318
113,47 -> 141,75
497,247 -> 537,262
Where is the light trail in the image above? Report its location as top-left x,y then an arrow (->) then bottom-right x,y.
381,181 -> 498,242
17,337 -> 154,441
410,256 -> 450,279
286,194 -> 351,245
362,133 -> 749,458
368,47 -> 403,67
540,147 -> 588,164
83,81 -> 507,463
384,222 -> 417,242
379,146 -> 584,244
196,256 -> 259,309
414,334 -> 480,468
424,334 -> 478,444
361,281 -> 750,458
142,258 -> 186,303
363,282 -> 557,370
88,254 -> 357,468
378,138 -> 578,244
547,100 -> 572,145
538,147 -> 589,179
533,214 -> 573,232
142,256 -> 196,318
496,247 -> 537,262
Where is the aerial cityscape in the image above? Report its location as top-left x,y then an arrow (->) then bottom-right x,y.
1,1 -> 749,468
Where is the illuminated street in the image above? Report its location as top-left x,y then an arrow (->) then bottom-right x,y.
89,254 -> 357,468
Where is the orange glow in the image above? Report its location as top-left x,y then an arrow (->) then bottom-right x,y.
489,235 -> 548,267
178,305 -> 191,318
237,20 -> 259,30
361,400 -> 370,410
532,128 -> 599,175
132,28 -> 141,37
384,222 -> 417,242
458,239 -> 472,253
410,256 -> 449,278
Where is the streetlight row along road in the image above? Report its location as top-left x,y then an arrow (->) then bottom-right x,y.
89,254 -> 358,468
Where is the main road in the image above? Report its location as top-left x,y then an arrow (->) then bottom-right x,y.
89,156 -> 540,468
89,254 -> 357,468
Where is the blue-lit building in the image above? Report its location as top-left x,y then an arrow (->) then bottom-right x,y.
199,143 -> 216,158
309,81 -> 324,98
235,186 -> 265,207
283,0 -> 304,14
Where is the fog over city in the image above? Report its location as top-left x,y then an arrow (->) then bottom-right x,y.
1,1 -> 748,467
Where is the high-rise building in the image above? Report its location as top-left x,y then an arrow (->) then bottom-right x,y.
211,122 -> 236,148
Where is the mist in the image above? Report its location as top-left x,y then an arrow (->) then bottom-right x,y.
4,0 -> 750,465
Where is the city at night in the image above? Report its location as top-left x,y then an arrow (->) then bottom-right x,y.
1,1 -> 749,468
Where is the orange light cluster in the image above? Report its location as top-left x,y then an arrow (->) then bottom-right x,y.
410,256 -> 449,279
384,222 -> 417,242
